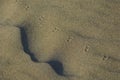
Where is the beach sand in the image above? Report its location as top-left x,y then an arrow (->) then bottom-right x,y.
0,0 -> 120,80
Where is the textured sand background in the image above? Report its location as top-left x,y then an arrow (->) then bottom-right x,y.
0,0 -> 120,80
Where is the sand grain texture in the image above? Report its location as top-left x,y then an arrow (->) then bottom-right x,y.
0,0 -> 120,80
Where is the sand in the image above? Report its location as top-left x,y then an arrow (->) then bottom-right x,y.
0,0 -> 120,80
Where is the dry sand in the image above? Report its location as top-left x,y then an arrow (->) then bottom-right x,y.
0,0 -> 120,80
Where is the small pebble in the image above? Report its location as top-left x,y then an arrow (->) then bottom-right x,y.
67,36 -> 73,42
102,55 -> 109,61
25,5 -> 29,10
39,16 -> 44,21
85,45 -> 89,52
52,27 -> 60,32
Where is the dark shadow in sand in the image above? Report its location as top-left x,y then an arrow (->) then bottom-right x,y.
20,27 -> 39,62
19,25 -> 64,75
47,60 -> 64,76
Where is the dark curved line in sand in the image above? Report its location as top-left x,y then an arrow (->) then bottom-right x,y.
20,27 -> 39,62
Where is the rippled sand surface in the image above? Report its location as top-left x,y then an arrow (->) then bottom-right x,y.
0,0 -> 120,80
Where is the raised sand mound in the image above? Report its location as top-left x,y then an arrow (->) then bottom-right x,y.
0,0 -> 120,80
